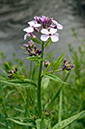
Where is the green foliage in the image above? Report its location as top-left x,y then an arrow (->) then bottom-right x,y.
52,110 -> 85,129
52,51 -> 65,70
36,119 -> 48,129
0,28 -> 85,129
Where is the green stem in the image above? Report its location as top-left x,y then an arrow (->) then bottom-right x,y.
37,41 -> 44,118
24,61 -> 32,129
59,89 -> 62,122
0,78 -> 8,129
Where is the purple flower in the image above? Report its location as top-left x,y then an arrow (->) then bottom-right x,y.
62,59 -> 74,71
43,60 -> 50,67
34,16 -> 53,28
24,33 -> 36,40
23,20 -> 41,33
41,28 -> 59,42
7,74 -> 12,78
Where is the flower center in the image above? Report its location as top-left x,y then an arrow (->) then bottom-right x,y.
49,33 -> 52,36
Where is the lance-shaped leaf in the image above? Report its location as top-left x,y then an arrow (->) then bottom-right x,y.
48,71 -> 71,107
52,51 -> 65,70
44,74 -> 67,84
44,38 -> 52,47
42,49 -> 59,61
26,56 -> 41,61
1,79 -> 37,87
42,77 -> 50,89
52,110 -> 85,129
7,118 -> 35,127
27,36 -> 41,44
36,119 -> 48,129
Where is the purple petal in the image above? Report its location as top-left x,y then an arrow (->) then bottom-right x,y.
34,16 -> 40,21
41,29 -> 49,34
23,27 -> 34,33
51,35 -> 59,42
40,35 -> 49,41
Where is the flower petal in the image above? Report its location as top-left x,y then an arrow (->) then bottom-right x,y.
41,29 -> 49,34
28,20 -> 41,27
51,35 -> 59,42
34,24 -> 41,27
57,24 -> 63,29
50,28 -> 57,34
23,27 -> 34,33
52,19 -> 58,25
28,21 -> 36,26
40,35 -> 49,41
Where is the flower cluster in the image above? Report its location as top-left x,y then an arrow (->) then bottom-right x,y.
43,60 -> 50,68
7,67 -> 17,78
45,109 -> 55,116
62,59 -> 74,71
23,15 -> 63,42
24,40 -> 42,56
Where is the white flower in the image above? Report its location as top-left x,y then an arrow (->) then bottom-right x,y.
23,20 -> 41,33
40,28 -> 59,42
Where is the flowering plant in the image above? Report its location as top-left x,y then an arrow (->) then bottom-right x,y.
1,16 -> 85,129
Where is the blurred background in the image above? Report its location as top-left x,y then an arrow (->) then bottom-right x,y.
0,0 -> 85,63
0,1 -> 85,128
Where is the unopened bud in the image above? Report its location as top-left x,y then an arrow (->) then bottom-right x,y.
7,74 -> 12,78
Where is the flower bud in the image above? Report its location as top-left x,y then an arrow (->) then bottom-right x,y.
27,48 -> 31,52
34,45 -> 37,51
7,74 -> 12,78
32,52 -> 37,56
43,60 -> 50,68
39,50 -> 42,55
23,44 -> 28,48
62,59 -> 74,71
8,70 -> 12,74
29,53 -> 32,56
34,27 -> 39,32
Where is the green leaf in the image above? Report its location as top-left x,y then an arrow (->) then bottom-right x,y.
48,71 -> 71,107
14,107 -> 25,113
36,119 -> 48,129
52,110 -> 85,129
42,77 -> 50,89
7,118 -> 35,127
53,51 -> 65,70
26,56 -> 41,61
42,49 -> 59,61
27,36 -> 41,44
1,78 -> 37,87
0,122 -> 11,129
44,74 -> 67,84
44,38 -> 52,47
3,61 -> 12,71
